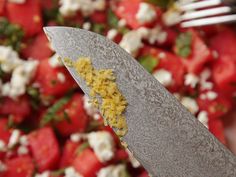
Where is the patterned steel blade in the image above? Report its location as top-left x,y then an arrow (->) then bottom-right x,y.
44,26 -> 236,177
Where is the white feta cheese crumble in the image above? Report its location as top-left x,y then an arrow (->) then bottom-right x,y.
107,29 -> 118,40
200,69 -> 211,81
126,149 -> 140,168
2,60 -> 38,99
184,73 -> 199,88
205,91 -> 218,100
97,164 -> 127,177
0,161 -> 7,172
70,133 -> 87,143
17,146 -> 29,155
83,95 -> 99,117
118,19 -> 127,27
0,46 -> 22,73
8,129 -> 20,148
82,22 -> 91,30
158,52 -> 166,59
148,26 -> 167,44
65,167 -> 83,177
87,131 -> 115,163
162,9 -> 182,26
59,0 -> 81,17
199,69 -> 213,90
0,140 -> 6,152
200,91 -> 218,100
93,113 -> 101,120
19,135 -> 28,146
212,50 -> 219,59
136,3 -> 156,24
59,0 -> 106,17
181,97 -> 199,114
8,0 -> 26,4
200,81 -> 213,90
49,53 -> 63,68
35,171 -> 50,177
119,30 -> 143,57
57,72 -> 66,83
153,69 -> 173,87
197,111 -> 209,128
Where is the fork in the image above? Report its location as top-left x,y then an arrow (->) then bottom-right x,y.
179,0 -> 236,27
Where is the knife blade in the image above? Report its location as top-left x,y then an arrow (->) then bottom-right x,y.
44,26 -> 236,177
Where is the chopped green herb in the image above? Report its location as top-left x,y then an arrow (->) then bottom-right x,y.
146,0 -> 174,8
51,168 -> 66,177
107,9 -> 119,28
175,32 -> 192,58
0,18 -> 24,51
40,94 -> 72,126
92,23 -> 106,34
139,55 -> 159,73
119,27 -> 130,35
0,65 -> 5,78
76,142 -> 90,155
27,87 -> 41,110
51,80 -> 57,86
86,120 -> 103,132
7,116 -> 15,129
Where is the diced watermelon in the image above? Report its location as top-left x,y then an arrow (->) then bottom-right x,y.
141,47 -> 185,91
197,94 -> 232,120
210,28 -> 236,60
212,56 -> 236,95
60,140 -> 81,168
0,0 -> 6,16
182,30 -> 212,74
35,59 -> 75,96
3,155 -> 34,177
55,94 -> 89,136
21,33 -> 53,60
0,96 -> 31,123
73,148 -> 103,177
28,127 -> 60,172
6,0 -> 43,37
115,0 -> 160,29
208,118 -> 226,145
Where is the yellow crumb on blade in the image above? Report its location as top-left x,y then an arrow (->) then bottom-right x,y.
73,57 -> 128,139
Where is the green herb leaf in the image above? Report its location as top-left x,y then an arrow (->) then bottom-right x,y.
51,168 -> 66,177
0,65 -> 5,78
40,94 -> 72,126
0,18 -> 24,51
175,32 -> 192,58
107,9 -> 119,28
76,142 -> 90,155
27,87 -> 41,110
139,55 -> 159,73
145,0 -> 174,8
92,23 -> 106,34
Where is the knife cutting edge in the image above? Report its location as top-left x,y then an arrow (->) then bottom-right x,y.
44,26 -> 236,177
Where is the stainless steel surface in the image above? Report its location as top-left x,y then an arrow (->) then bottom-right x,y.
181,6 -> 231,20
180,0 -> 236,27
181,14 -> 236,27
180,0 -> 221,11
44,26 -> 236,177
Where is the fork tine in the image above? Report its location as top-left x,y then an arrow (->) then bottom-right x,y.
181,14 -> 236,27
180,0 -> 222,11
181,6 -> 232,20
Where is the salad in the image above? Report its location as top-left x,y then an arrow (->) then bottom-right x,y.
0,0 -> 235,177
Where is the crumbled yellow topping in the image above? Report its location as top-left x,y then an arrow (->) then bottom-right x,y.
73,57 -> 128,138
63,57 -> 74,67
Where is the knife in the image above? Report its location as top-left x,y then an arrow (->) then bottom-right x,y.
44,27 -> 236,177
